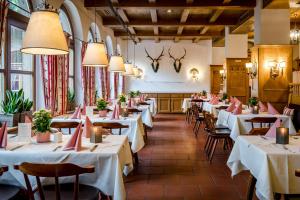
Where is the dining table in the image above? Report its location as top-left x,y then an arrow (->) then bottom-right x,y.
52,113 -> 145,153
135,105 -> 153,128
216,110 -> 296,141
228,135 -> 300,200
0,134 -> 133,200
145,98 -> 157,116
202,101 -> 229,116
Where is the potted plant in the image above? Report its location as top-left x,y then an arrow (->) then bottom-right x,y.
67,88 -> 76,111
136,90 -> 141,97
129,91 -> 136,98
221,93 -> 229,104
19,97 -> 33,123
118,94 -> 127,108
96,98 -> 108,117
32,109 -> 52,143
248,97 -> 259,114
0,90 -> 24,127
202,90 -> 207,97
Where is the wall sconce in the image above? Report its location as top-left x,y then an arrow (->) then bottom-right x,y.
219,69 -> 226,82
245,62 -> 257,79
267,60 -> 286,79
189,68 -> 199,80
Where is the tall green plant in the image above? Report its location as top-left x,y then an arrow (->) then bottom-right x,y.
1,89 -> 33,114
67,89 -> 75,104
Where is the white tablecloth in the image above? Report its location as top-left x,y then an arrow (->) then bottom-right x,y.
0,135 -> 133,200
136,105 -> 153,128
217,110 -> 296,141
182,98 -> 191,112
202,102 -> 228,116
228,136 -> 300,200
146,98 -> 157,116
52,114 -> 145,153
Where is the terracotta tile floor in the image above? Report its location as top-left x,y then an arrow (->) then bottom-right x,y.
124,114 -> 255,200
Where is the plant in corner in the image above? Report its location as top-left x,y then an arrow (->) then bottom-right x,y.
96,98 -> 108,117
248,97 -> 259,114
32,109 -> 52,143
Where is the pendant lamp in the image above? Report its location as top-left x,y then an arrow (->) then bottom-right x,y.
21,10 -> 69,55
82,9 -> 108,67
109,55 -> 125,72
123,38 -> 134,76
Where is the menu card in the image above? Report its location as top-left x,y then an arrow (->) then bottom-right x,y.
17,123 -> 32,142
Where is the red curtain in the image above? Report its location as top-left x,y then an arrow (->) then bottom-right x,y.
0,0 -> 8,61
41,55 -> 69,116
99,67 -> 110,100
122,75 -> 125,93
81,42 -> 95,106
114,72 -> 119,99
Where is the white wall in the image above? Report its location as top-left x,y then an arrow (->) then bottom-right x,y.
125,40 -> 213,93
211,47 -> 225,65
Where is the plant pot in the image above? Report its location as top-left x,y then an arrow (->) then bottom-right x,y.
36,131 -> 51,143
120,102 -> 127,109
250,106 -> 259,114
99,110 -> 107,117
0,113 -> 20,127
19,111 -> 33,123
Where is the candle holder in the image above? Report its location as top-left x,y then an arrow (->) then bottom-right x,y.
276,127 -> 289,144
90,127 -> 102,143
121,108 -> 129,117
252,105 -> 259,114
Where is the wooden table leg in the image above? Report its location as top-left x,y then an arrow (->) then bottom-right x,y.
246,174 -> 257,200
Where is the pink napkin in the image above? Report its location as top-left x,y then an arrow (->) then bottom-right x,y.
63,123 -> 82,151
259,101 -> 267,112
69,107 -> 81,119
140,95 -> 145,102
265,118 -> 281,138
226,103 -> 236,112
234,97 -> 241,105
83,116 -> 93,138
267,103 -> 279,115
110,104 -> 120,120
210,97 -> 219,105
230,96 -> 235,104
82,103 -> 86,115
24,115 -> 34,137
232,103 -> 242,115
0,122 -> 7,148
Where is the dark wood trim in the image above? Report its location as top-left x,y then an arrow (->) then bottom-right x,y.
114,31 -> 223,37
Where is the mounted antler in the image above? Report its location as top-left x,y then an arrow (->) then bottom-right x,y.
145,48 -> 164,73
168,48 -> 187,73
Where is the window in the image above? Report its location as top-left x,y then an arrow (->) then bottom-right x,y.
8,0 -> 30,17
59,8 -> 74,93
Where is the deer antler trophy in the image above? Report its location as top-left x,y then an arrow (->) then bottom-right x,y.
145,48 -> 164,73
168,48 -> 186,73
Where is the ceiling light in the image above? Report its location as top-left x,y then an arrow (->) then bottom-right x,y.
82,42 -> 108,67
21,10 -> 69,55
123,63 -> 134,76
109,55 -> 125,72
167,9 -> 172,13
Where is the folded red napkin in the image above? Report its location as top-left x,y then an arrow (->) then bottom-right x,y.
69,107 -> 81,119
232,103 -> 242,115
82,103 -> 86,115
230,96 -> 235,104
0,122 -> 7,148
265,118 -> 281,138
63,123 -> 82,151
110,104 -> 120,120
234,97 -> 241,105
83,116 -> 93,138
128,98 -> 132,108
24,115 -> 34,137
259,101 -> 267,112
140,95 -> 145,102
267,103 -> 279,115
226,103 -> 236,112
210,97 -> 219,105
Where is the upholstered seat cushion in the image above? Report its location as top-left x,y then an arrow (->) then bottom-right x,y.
40,183 -> 99,200
0,184 -> 25,200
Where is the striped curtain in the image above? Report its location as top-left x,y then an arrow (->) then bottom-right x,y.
122,75 -> 125,93
0,0 -> 8,61
41,55 -> 69,116
114,72 -> 119,99
81,42 -> 95,106
99,67 -> 110,100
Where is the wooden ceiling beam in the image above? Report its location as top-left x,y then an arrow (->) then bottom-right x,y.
103,18 -> 237,27
200,26 -> 209,34
116,8 -> 137,35
114,31 -> 223,37
84,0 -> 256,10
199,9 -> 224,35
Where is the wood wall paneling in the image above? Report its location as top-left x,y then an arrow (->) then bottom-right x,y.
226,58 -> 250,104
210,65 -> 223,94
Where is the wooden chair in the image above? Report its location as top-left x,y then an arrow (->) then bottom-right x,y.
191,103 -> 204,137
0,166 -> 27,200
245,117 -> 277,135
92,122 -> 129,135
50,121 -> 80,135
204,113 -> 232,163
127,108 -> 142,114
14,162 -> 99,200
138,102 -> 150,106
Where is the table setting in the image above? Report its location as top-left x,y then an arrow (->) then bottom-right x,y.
0,109 -> 133,200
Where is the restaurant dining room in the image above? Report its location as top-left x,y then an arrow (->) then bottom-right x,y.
0,0 -> 300,199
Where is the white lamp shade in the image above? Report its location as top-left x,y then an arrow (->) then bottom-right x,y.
82,42 -> 108,67
108,56 -> 125,72
132,67 -> 139,77
21,10 -> 69,55
123,63 -> 134,76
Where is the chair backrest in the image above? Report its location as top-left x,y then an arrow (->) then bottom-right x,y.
127,108 -> 142,114
14,162 -> 94,200
216,106 -> 229,110
245,117 -> 277,129
138,102 -> 150,106
93,122 -> 129,135
50,122 -> 80,135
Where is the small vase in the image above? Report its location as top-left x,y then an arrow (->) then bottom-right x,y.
36,131 -> 51,143
120,102 -> 126,108
99,110 -> 107,117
